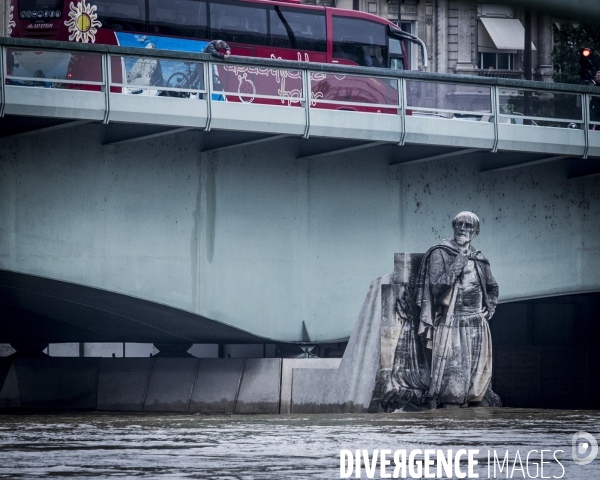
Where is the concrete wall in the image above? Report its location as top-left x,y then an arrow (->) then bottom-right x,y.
0,124 -> 599,342
0,356 -> 337,412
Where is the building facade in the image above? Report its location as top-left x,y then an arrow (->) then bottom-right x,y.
323,0 -> 555,82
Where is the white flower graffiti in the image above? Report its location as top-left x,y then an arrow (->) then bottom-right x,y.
7,6 -> 17,37
64,0 -> 102,43
222,52 -> 326,106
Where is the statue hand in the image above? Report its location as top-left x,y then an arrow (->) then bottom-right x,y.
482,307 -> 493,321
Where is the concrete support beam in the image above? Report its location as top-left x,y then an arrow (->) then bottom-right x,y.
569,170 -> 600,180
297,141 -> 386,161
390,148 -> 478,167
103,127 -> 192,146
4,120 -> 90,139
480,155 -> 569,173
202,134 -> 289,154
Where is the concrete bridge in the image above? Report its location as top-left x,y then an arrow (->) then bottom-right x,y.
0,37 -> 599,351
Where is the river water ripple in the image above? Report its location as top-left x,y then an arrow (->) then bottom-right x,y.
0,408 -> 599,479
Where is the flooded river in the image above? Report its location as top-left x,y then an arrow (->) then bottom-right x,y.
0,408 -> 598,479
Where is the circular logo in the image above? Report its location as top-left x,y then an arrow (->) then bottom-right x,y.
77,12 -> 91,32
56,10 -> 61,17
572,432 -> 599,466
20,11 -> 26,18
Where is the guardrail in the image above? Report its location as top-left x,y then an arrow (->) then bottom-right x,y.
1,37 -> 599,158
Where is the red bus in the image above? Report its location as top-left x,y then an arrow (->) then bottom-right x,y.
7,0 -> 427,108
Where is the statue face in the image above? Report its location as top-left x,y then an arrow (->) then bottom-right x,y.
453,216 -> 476,246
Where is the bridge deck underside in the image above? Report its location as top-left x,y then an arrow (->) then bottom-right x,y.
1,106 -> 599,343
2,112 -> 599,178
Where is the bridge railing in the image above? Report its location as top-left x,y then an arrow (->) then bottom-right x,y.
1,38 -> 599,157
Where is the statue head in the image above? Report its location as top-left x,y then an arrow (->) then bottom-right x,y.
452,211 -> 480,246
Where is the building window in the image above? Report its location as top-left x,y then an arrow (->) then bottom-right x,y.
368,2 -> 377,14
479,52 -> 514,70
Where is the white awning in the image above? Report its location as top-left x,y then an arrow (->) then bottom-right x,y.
478,18 -> 536,52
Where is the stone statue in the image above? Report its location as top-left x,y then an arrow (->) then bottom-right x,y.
382,212 -> 502,411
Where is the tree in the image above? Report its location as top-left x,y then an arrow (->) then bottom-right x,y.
552,21 -> 600,85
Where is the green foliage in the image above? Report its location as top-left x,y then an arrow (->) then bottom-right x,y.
552,21 -> 600,85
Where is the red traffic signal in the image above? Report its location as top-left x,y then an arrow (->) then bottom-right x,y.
579,48 -> 595,83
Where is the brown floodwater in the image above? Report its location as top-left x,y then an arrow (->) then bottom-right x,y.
0,408 -> 598,479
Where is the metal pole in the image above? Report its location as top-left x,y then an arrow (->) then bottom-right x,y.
205,61 -> 213,131
302,69 -> 311,139
0,45 -> 5,118
491,85 -> 499,153
583,93 -> 590,159
524,9 -> 532,125
102,54 -> 111,124
398,77 -> 406,146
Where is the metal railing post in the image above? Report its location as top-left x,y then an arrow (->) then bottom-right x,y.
491,85 -> 499,153
302,69 -> 310,139
0,46 -> 6,118
102,53 -> 111,124
582,93 -> 590,159
205,61 -> 213,132
398,77 -> 406,146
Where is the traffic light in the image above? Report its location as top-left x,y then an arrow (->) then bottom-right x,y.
579,47 -> 595,83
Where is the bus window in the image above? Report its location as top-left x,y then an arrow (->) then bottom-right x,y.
389,37 -> 404,70
210,1 -> 267,46
269,7 -> 326,52
93,0 -> 147,32
332,16 -> 387,67
149,0 -> 207,38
